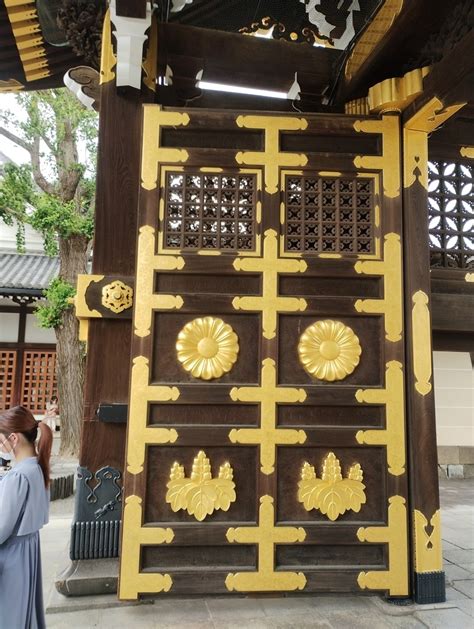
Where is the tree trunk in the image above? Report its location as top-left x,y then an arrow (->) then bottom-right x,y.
56,234 -> 89,456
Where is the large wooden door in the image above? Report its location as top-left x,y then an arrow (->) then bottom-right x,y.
119,107 -> 409,599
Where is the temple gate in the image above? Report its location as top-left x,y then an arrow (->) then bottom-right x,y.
118,107 -> 413,598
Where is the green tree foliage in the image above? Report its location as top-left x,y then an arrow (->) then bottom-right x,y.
0,89 -> 98,455
36,277 -> 76,329
0,89 -> 97,318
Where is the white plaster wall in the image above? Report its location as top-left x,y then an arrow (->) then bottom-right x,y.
0,311 -> 19,342
434,351 -> 474,447
0,221 -> 46,253
24,313 -> 56,344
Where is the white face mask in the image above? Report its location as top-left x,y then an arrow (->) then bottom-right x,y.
0,435 -> 14,460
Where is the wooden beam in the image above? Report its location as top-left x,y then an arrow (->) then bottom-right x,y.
158,23 -> 340,100
431,293 -> 474,333
115,0 -> 147,19
402,30 -> 474,126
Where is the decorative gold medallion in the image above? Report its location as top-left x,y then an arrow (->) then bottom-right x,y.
165,451 -> 236,521
176,316 -> 239,380
102,280 -> 133,313
298,320 -> 361,382
297,453 -> 366,521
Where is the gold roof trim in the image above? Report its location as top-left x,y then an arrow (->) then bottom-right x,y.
345,0 -> 404,81
4,0 -> 50,82
367,67 -> 430,113
345,97 -> 370,116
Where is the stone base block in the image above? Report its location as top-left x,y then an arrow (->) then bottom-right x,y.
55,558 -> 118,597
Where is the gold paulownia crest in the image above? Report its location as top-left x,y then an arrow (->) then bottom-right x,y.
165,451 -> 236,521
102,280 -> 133,313
298,320 -> 362,382
176,316 -> 239,380
297,453 -> 366,521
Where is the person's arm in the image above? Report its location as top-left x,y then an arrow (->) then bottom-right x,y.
0,472 -> 28,544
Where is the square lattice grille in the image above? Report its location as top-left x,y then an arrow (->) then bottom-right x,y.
284,175 -> 375,255
163,172 -> 257,251
0,350 -> 17,410
21,351 -> 57,414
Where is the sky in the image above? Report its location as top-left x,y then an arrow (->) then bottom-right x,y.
0,94 -> 30,165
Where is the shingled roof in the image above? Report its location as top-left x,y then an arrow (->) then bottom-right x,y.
0,252 -> 59,293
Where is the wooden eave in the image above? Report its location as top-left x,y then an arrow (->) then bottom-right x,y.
0,0 -> 83,91
335,0 -> 470,105
157,22 -> 341,105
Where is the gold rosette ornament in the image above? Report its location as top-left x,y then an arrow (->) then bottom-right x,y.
298,320 -> 361,382
176,316 -> 239,380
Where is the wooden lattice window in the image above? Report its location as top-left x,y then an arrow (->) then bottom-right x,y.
0,350 -> 17,410
163,172 -> 256,251
284,175 -> 375,254
429,161 -> 474,269
21,351 -> 57,414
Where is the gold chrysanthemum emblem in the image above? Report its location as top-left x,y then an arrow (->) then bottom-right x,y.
298,320 -> 361,381
176,316 -> 239,380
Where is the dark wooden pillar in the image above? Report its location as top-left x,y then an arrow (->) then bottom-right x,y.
67,7 -> 153,566
79,82 -> 141,473
402,112 -> 445,603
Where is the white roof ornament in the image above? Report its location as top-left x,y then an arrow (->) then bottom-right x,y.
63,67 -> 99,111
109,0 -> 153,90
301,0 -> 360,49
171,0 -> 194,13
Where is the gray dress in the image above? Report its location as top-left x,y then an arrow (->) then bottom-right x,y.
0,457 -> 49,629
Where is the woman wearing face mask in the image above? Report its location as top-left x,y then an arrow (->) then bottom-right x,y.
0,406 -> 52,629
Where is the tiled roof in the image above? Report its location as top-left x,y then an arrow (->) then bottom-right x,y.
0,253 -> 59,291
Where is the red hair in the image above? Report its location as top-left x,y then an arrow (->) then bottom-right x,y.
0,406 -> 53,487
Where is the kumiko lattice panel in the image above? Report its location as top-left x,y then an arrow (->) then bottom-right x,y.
284,175 -> 375,254
21,351 -> 57,414
163,171 -> 257,251
428,161 -> 474,269
0,350 -> 17,410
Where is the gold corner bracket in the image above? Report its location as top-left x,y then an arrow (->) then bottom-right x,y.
356,361 -> 406,476
353,115 -> 400,199
134,226 -> 184,338
354,233 -> 403,343
357,495 -> 408,596
126,356 -> 179,475
141,107 -> 190,190
413,509 -> 443,574
73,274 -> 105,343
119,495 -> 174,599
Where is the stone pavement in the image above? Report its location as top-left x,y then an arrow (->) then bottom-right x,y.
42,478 -> 474,628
